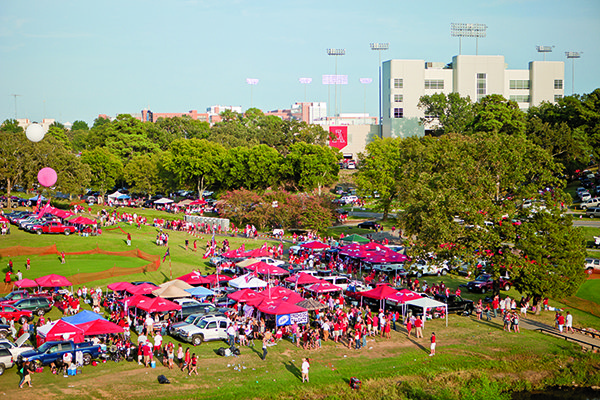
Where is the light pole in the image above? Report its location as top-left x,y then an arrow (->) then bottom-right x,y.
359,78 -> 372,124
565,52 -> 582,96
536,45 -> 554,61
10,94 -> 21,120
246,78 -> 259,108
327,48 -> 345,124
370,43 -> 389,138
299,77 -> 312,103
451,23 -> 487,55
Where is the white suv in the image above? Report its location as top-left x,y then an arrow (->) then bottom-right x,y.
176,315 -> 230,346
340,195 -> 359,204
585,258 -> 600,272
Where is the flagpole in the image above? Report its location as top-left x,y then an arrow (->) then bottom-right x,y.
169,255 -> 172,280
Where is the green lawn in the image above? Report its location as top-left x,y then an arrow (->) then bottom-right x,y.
576,279 -> 600,305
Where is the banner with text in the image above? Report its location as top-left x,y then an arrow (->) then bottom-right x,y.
329,126 -> 348,150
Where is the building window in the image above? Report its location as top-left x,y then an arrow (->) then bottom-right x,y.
394,78 -> 403,89
509,80 -> 531,90
510,95 -> 531,103
477,73 -> 487,101
554,94 -> 563,102
394,94 -> 403,103
393,108 -> 404,119
424,80 -> 444,90
554,79 -> 563,89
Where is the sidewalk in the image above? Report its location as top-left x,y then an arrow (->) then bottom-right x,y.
520,317 -> 600,351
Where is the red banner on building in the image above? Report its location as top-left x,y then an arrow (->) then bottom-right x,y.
329,126 -> 347,150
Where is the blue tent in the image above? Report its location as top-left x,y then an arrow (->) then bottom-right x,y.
29,195 -> 47,201
62,310 -> 106,325
185,286 -> 215,297
116,194 -> 130,200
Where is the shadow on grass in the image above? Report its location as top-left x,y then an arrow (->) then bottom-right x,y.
471,316 -> 504,330
249,345 -> 264,360
283,361 -> 301,381
407,337 -> 429,354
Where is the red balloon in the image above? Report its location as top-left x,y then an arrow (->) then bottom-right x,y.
38,167 -> 57,187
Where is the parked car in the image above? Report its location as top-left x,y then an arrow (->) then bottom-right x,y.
357,221 -> 382,230
18,340 -> 102,366
466,274 -> 511,293
255,257 -> 286,267
175,315 -> 230,346
0,334 -> 34,359
173,299 -> 217,320
412,260 -> 450,277
580,197 -> 600,210
585,258 -> 600,273
169,312 -> 225,336
586,207 -> 600,218
0,304 -> 33,324
32,221 -> 77,235
340,195 -> 359,204
12,297 -> 53,316
0,347 -> 15,375
433,293 -> 474,315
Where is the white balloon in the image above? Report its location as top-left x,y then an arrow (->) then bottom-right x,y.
26,123 -> 45,142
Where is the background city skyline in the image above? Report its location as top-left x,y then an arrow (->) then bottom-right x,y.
0,0 -> 598,125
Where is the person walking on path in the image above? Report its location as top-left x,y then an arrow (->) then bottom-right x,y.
19,361 -> 32,388
429,332 -> 436,356
127,233 -> 131,246
301,358 -> 310,383
565,311 -> 574,333
557,313 -> 565,333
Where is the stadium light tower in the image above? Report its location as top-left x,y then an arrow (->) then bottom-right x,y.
370,42 -> 389,138
536,45 -> 554,61
451,23 -> 487,55
359,78 -> 373,124
246,78 -> 259,108
299,77 -> 312,103
565,52 -> 582,96
327,48 -> 345,123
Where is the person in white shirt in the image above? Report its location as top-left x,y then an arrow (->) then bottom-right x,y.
565,311 -> 574,333
154,333 -> 162,354
301,358 -> 310,383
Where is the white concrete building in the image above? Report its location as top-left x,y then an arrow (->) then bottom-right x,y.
382,55 -> 564,138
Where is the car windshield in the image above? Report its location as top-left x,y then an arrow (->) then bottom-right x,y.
474,275 -> 488,281
37,342 -> 53,353
196,319 -> 209,328
184,316 -> 195,324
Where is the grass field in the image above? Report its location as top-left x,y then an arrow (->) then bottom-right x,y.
576,280 -> 600,305
0,205 -> 599,399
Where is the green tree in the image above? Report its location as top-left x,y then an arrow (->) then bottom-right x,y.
46,124 -> 71,150
123,153 -> 162,195
471,94 -> 527,136
161,139 -> 225,197
71,120 -> 89,131
80,147 -> 123,195
418,92 -> 475,135
0,129 -> 31,196
0,119 -> 24,134
281,143 -> 340,194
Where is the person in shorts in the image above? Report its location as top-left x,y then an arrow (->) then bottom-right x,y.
429,332 -> 436,356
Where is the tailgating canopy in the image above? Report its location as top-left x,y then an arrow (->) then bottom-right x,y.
236,258 -> 260,268
258,300 -> 308,327
296,298 -> 327,311
305,281 -> 343,293
36,320 -> 84,346
78,319 -> 125,336
35,274 -> 72,287
135,297 -> 182,313
299,241 -> 330,250
177,272 -> 211,286
107,190 -> 125,200
205,274 -> 232,285
339,234 -> 370,244
227,288 -> 264,303
62,310 -> 106,325
152,285 -> 191,299
284,273 -> 325,286
359,284 -> 399,300
119,294 -> 149,308
158,280 -> 193,290
125,283 -> 159,295
107,281 -> 135,292
404,297 -> 448,327
245,262 -> 288,276
229,273 -> 268,289
154,197 -> 174,204
13,278 -> 38,288
184,286 -> 215,297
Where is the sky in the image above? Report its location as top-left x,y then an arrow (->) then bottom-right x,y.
0,0 -> 598,126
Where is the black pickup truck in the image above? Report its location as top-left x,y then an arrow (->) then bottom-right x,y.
433,294 -> 474,315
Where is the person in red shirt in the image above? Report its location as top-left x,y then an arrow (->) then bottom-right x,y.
557,313 -> 565,333
430,332 -> 436,356
414,316 -> 423,338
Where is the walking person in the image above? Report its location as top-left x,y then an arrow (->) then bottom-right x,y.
429,332 -> 436,356
262,335 -> 269,361
301,358 -> 310,383
61,251 -> 66,264
19,361 -> 33,388
565,311 -> 574,333
127,232 -> 131,246
188,353 -> 198,376
406,318 -> 413,338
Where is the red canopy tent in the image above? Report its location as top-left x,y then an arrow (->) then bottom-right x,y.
299,241 -> 330,250
36,320 -> 84,347
78,319 -> 126,336
258,300 -> 307,315
125,283 -> 158,295
305,281 -> 343,293
119,294 -> 149,308
35,274 -> 72,287
177,272 -> 211,286
13,278 -> 38,288
261,286 -> 295,299
189,199 -> 207,205
246,262 -> 289,276
228,288 -> 264,303
107,281 -> 135,292
279,291 -> 305,304
242,247 -> 271,258
135,297 -> 182,313
359,284 -> 399,300
386,289 -> 422,304
221,246 -> 246,259
284,273 -> 325,286
205,274 -> 232,285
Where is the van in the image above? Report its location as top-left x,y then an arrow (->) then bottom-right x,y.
322,275 -> 350,290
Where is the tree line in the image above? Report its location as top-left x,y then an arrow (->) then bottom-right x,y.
0,109 -> 341,199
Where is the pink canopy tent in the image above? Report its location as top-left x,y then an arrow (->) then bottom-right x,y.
284,273 -> 325,286
305,281 -> 343,293
246,262 -> 289,276
189,199 -> 207,205
13,278 -> 38,288
205,274 -> 232,285
386,289 -> 422,304
242,247 -> 271,258
35,274 -> 72,287
359,284 -> 399,300
261,286 -> 295,299
279,291 -> 305,304
228,288 -> 264,303
299,241 -> 330,250
135,297 -> 182,313
78,319 -> 125,336
69,216 -> 97,225
36,320 -> 84,347
119,294 -> 149,308
258,300 -> 307,316
221,246 -> 246,259
177,272 -> 211,286
125,283 -> 158,295
107,281 -> 135,292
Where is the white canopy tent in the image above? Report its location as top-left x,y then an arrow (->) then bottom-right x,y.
154,197 -> 174,204
107,190 -> 125,200
404,297 -> 448,327
229,273 -> 268,289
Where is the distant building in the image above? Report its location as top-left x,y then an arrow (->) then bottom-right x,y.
16,118 -> 55,133
265,102 -> 327,124
382,55 -> 565,138
140,109 -> 210,123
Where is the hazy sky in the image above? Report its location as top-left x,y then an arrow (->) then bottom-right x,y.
1,0 -> 598,125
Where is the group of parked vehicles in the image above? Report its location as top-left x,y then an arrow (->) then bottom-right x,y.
5,210 -> 77,235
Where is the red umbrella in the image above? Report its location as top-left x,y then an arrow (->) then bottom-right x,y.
126,283 -> 158,295
35,274 -> 72,287
135,297 -> 182,313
